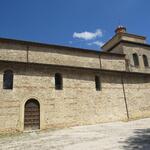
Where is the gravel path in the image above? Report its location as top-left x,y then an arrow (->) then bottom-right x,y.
1,118 -> 150,150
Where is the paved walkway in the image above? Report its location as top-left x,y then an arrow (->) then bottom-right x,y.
1,118 -> 150,150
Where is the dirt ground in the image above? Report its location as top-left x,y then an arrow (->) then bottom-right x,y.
1,118 -> 150,150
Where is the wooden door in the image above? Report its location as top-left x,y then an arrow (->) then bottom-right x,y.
24,99 -> 40,130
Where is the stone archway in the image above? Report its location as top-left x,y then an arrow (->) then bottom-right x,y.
24,99 -> 40,130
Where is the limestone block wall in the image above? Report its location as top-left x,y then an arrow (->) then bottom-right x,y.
0,40 -> 150,133
0,62 -> 128,132
109,44 -> 124,54
43,70 -> 128,128
28,46 -> 126,71
100,54 -> 126,71
0,63 -> 20,132
0,42 -> 27,62
123,44 -> 150,73
28,45 -> 100,69
102,33 -> 145,52
0,62 -> 150,133
0,41 -> 127,72
123,74 -> 150,120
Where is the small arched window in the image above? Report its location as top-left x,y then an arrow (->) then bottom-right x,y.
3,70 -> 13,89
133,53 -> 139,66
143,55 -> 149,67
55,73 -> 63,90
95,76 -> 101,91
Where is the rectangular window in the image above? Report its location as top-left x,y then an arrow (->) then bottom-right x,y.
95,76 -> 101,91
55,73 -> 63,90
3,70 -> 13,90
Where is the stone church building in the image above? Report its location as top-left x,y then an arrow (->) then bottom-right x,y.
0,26 -> 150,133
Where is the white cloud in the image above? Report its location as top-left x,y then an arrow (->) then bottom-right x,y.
88,41 -> 104,47
73,29 -> 103,40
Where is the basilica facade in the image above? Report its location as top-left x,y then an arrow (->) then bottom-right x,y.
0,26 -> 150,133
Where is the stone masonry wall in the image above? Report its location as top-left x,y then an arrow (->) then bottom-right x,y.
0,40 -> 150,133
100,54 -> 126,71
0,42 -> 27,62
123,43 -> 150,74
28,45 -> 100,69
123,74 -> 150,120
0,62 -> 150,133
0,62 -> 128,132
0,41 -> 126,71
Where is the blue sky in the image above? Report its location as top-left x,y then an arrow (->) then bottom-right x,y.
0,0 -> 150,50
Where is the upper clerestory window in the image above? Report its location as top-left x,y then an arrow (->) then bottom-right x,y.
3,70 -> 13,90
55,73 -> 63,90
143,55 -> 149,67
95,75 -> 101,91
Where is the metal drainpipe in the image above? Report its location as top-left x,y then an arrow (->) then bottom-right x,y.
99,54 -> 102,90
26,45 -> 29,63
25,45 -> 29,73
99,54 -> 102,69
121,74 -> 129,120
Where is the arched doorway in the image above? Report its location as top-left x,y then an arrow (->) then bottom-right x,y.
24,99 -> 40,130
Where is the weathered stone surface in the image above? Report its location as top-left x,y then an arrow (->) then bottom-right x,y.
0,63 -> 128,132
0,42 -> 27,62
0,28 -> 150,133
28,46 -> 101,69
100,54 -> 126,71
0,40 -> 126,71
123,43 -> 150,73
123,74 -> 150,120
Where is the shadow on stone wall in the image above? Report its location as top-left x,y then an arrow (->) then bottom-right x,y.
122,129 -> 150,150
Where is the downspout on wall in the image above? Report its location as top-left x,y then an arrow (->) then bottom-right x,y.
121,74 -> 129,120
